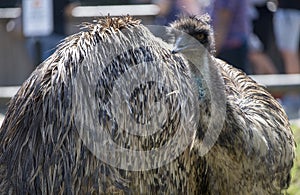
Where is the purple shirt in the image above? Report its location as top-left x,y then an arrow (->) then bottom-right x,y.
207,0 -> 250,49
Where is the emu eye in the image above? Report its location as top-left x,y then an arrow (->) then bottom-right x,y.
195,34 -> 205,41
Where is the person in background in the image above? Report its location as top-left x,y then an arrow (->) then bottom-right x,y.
248,33 -> 278,74
252,0 -> 278,65
273,0 -> 300,74
206,0 -> 250,73
152,0 -> 203,25
247,0 -> 278,74
273,0 -> 300,119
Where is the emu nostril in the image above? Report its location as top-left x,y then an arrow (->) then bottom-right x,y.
171,50 -> 177,54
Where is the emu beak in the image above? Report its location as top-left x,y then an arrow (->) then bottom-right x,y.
171,49 -> 179,54
171,34 -> 199,54
171,35 -> 186,54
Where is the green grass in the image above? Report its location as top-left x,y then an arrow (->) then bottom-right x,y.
287,123 -> 300,195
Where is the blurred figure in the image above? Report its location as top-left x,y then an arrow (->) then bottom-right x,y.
206,0 -> 250,73
273,0 -> 300,119
252,0 -> 277,55
248,0 -> 278,74
248,33 -> 278,74
152,0 -> 204,25
274,0 -> 300,74
24,0 -> 78,66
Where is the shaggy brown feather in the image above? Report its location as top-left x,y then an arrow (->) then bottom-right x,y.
170,15 -> 296,194
0,16 -> 207,194
0,15 -> 296,194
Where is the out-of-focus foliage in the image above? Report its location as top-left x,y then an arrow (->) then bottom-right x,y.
287,123 -> 300,195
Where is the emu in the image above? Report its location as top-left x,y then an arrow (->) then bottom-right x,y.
0,15 -> 295,194
170,15 -> 296,194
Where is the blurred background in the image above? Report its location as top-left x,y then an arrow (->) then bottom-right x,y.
0,0 -> 299,193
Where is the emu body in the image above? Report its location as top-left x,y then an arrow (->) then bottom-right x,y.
0,16 -> 206,194
0,15 -> 296,194
170,15 -> 295,194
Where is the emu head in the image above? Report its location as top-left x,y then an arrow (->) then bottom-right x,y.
170,14 -> 215,55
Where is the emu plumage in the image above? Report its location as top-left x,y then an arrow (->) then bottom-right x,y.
170,15 -> 295,194
0,15 -> 295,194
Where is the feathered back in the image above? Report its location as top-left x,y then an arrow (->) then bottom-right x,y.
205,58 -> 296,193
0,15 -> 203,194
168,14 -> 296,194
